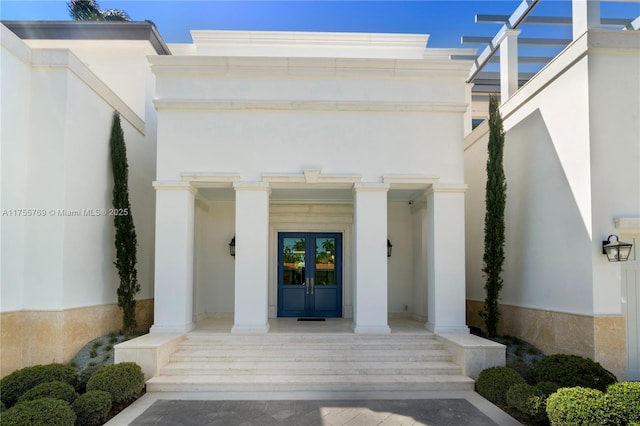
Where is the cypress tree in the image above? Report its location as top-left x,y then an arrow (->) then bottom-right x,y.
109,112 -> 139,335
480,95 -> 507,337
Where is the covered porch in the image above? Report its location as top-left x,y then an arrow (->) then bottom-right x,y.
150,171 -> 469,337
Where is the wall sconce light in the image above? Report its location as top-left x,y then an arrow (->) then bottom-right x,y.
229,235 -> 236,257
602,234 -> 632,262
387,239 -> 393,258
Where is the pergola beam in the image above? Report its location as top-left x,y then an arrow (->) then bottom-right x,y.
625,16 -> 640,31
452,55 -> 554,64
475,14 -> 633,27
467,0 -> 541,83
462,36 -> 571,46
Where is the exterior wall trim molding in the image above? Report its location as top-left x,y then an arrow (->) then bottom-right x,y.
233,181 -> 272,194
426,183 -> 468,195
615,217 -> 640,233
1,24 -> 32,64
264,169 -> 362,187
182,172 -> 241,188
29,47 -> 145,134
152,180 -> 197,194
353,183 -> 391,193
383,174 -> 440,188
153,99 -> 469,113
149,56 -> 473,78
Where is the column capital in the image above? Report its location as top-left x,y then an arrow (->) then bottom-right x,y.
353,183 -> 390,193
426,183 -> 467,196
233,181 -> 272,195
496,28 -> 522,45
152,181 -> 197,195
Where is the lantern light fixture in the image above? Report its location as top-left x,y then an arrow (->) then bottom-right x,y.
229,235 -> 236,257
387,239 -> 393,258
602,234 -> 632,262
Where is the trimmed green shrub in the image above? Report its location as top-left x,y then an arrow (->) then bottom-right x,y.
1,400 -> 6,412
506,383 -> 547,422
17,381 -> 78,404
76,365 -> 105,394
605,382 -> 640,424
476,366 -> 526,406
71,390 -> 112,426
546,387 -> 603,426
536,381 -> 560,397
86,362 -> 144,404
533,354 -> 616,391
0,364 -> 77,408
1,397 -> 76,426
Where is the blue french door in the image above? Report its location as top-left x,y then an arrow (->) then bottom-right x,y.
278,232 -> 342,317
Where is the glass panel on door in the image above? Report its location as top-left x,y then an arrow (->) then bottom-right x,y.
282,237 -> 306,286
278,233 -> 342,318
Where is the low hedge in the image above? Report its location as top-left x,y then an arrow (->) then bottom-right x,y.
76,365 -> 104,394
533,354 -> 616,392
604,382 -> 640,425
475,366 -> 526,406
1,397 -> 76,426
71,390 -> 112,426
0,364 -> 78,408
86,362 -> 145,404
17,381 -> 78,405
546,387 -> 603,426
506,383 -> 547,423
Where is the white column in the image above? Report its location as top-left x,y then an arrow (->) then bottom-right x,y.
150,182 -> 196,333
353,183 -> 391,334
231,182 -> 270,333
426,184 -> 469,334
498,29 -> 521,102
573,0 -> 600,40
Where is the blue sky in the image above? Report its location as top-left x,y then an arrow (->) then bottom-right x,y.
1,1 -> 638,49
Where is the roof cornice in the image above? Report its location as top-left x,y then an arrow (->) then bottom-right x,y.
1,20 -> 171,55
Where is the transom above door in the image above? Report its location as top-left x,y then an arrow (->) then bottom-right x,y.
277,232 -> 343,318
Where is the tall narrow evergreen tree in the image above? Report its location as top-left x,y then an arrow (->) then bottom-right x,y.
480,95 -> 507,337
110,112 -> 139,335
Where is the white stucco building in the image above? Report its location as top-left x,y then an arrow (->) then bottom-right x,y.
150,30 -> 474,336
1,0 -> 638,383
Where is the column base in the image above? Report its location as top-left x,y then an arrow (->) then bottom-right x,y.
353,324 -> 391,334
231,323 -> 270,334
150,322 -> 195,334
425,322 -> 469,334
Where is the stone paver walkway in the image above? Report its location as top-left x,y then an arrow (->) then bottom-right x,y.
128,398 -> 502,426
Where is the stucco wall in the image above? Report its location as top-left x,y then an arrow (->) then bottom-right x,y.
151,54 -> 469,185
464,30 -> 639,376
1,27 -> 158,375
465,30 -> 639,317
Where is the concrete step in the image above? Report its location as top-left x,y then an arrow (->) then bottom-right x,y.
169,349 -> 453,363
150,330 -> 474,394
182,333 -> 438,344
178,341 -> 444,350
146,374 -> 475,393
160,360 -> 462,376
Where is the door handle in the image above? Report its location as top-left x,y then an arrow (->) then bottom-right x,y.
311,278 -> 314,295
305,277 -> 310,294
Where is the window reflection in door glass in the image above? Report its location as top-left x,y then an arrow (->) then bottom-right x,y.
282,238 -> 305,285
315,237 -> 336,286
